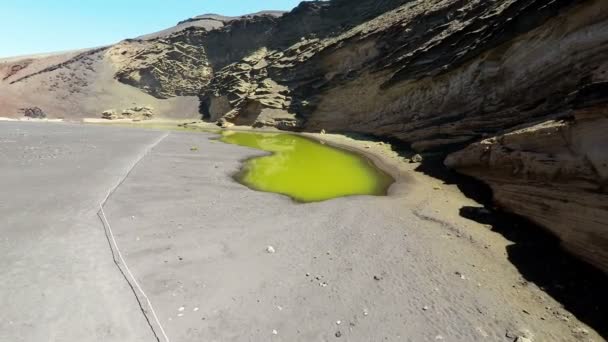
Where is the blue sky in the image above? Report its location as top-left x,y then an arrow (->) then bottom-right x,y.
0,1 -> 303,57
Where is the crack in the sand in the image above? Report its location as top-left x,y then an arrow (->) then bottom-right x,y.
97,131 -> 171,342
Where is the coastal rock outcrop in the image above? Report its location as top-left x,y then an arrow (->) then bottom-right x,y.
445,86 -> 608,271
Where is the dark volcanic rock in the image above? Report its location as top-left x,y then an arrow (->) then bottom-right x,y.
21,107 -> 46,119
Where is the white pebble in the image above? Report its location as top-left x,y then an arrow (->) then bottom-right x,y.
193,307 -> 199,312
266,246 -> 276,254
178,307 -> 185,312
272,329 -> 278,335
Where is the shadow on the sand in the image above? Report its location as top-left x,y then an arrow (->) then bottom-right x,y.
416,154 -> 608,339
330,133 -> 607,337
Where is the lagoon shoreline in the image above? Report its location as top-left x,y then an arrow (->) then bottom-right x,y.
1,120 -> 604,341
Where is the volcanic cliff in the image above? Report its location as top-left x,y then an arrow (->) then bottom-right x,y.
0,0 -> 606,271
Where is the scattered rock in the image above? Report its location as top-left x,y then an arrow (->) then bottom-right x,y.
122,109 -> 135,117
410,154 -> 423,163
515,337 -> 532,342
101,110 -> 117,120
102,106 -> 154,120
266,246 -> 276,254
122,106 -> 154,120
320,129 -> 326,134
272,329 -> 278,335
572,327 -> 589,336
219,120 -> 235,129
373,275 -> 382,281
506,329 -> 533,342
21,107 -> 46,119
335,331 -> 342,338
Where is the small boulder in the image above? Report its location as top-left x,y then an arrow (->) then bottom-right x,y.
122,106 -> 154,120
515,337 -> 532,342
101,109 -> 118,120
219,120 -> 235,129
411,154 -> 423,163
22,107 -> 46,119
121,109 -> 135,117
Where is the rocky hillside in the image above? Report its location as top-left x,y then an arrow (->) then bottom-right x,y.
1,0 -> 606,271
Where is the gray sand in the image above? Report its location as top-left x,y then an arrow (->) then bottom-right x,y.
0,122 -> 598,341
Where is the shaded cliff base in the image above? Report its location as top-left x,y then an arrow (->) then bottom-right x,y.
242,125 -> 608,340
414,152 -> 608,339
236,125 -> 608,340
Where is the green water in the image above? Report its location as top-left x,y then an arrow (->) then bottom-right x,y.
220,131 -> 394,203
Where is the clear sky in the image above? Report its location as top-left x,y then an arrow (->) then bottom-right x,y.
0,0 -> 303,58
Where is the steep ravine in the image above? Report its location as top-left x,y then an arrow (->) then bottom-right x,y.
0,0 -> 606,274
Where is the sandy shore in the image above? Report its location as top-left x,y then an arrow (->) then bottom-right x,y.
0,121 -> 602,341
0,116 -> 64,122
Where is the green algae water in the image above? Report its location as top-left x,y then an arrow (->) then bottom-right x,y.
220,131 -> 394,203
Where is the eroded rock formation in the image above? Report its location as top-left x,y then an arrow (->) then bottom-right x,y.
445,84 -> 608,271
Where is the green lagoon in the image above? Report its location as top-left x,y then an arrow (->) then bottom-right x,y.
220,131 -> 394,203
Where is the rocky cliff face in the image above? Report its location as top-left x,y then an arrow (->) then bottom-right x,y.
445,86 -> 608,271
197,0 -> 608,272
1,0 -> 606,271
